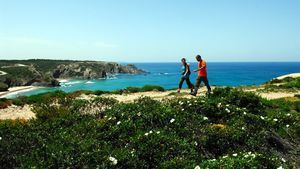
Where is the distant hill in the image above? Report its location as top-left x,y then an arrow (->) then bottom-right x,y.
0,59 -> 145,91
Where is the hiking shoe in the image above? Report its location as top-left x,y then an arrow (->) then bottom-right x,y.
190,93 -> 197,96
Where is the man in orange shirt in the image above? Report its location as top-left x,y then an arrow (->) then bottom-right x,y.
191,55 -> 211,96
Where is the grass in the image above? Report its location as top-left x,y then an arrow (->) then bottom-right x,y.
261,77 -> 300,92
0,88 -> 299,168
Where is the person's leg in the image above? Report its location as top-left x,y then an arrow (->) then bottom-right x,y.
191,77 -> 201,96
203,76 -> 211,93
186,77 -> 194,93
178,77 -> 185,93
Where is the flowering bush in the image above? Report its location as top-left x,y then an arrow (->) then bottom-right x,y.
0,88 -> 298,168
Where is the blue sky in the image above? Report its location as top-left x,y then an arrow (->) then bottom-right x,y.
0,0 -> 299,62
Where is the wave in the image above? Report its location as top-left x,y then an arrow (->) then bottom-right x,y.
58,79 -> 69,83
154,72 -> 178,75
64,81 -> 83,85
98,76 -> 118,80
85,81 -> 95,84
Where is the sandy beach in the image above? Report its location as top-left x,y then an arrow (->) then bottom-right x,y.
0,86 -> 39,98
275,73 -> 300,80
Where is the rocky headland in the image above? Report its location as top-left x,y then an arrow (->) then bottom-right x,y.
0,59 -> 145,91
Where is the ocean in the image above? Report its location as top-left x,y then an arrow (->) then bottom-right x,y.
6,62 -> 300,98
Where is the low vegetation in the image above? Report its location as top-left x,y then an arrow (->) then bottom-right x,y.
262,77 -> 300,92
0,88 -> 299,168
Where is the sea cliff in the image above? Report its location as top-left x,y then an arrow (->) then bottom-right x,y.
0,59 -> 145,91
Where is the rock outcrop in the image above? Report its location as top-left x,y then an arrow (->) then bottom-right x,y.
0,82 -> 9,92
51,62 -> 144,79
0,60 -> 145,88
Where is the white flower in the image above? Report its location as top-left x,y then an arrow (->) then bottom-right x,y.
108,117 -> 112,120
273,119 -> 278,122
137,112 -> 141,116
277,166 -> 284,169
0,137 -> 2,140
194,141 -> 198,146
194,100 -> 197,103
149,130 -> 153,134
217,103 -> 222,108
226,104 -> 230,107
232,153 -> 238,157
222,155 -> 228,158
194,165 -> 200,169
117,121 -> 121,125
182,108 -> 185,111
144,132 -> 149,136
244,154 -> 249,158
281,158 -> 286,163
286,113 -> 291,116
248,152 -> 252,155
243,112 -> 247,115
201,100 -> 205,103
156,131 -> 160,134
225,108 -> 230,113
260,116 -> 265,120
242,127 -> 245,130
179,101 -> 183,105
170,118 -> 175,123
109,156 -> 118,165
251,154 -> 256,158
286,124 -> 290,128
203,117 -> 208,120
189,103 -> 192,106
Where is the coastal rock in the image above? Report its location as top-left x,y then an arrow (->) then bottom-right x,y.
0,59 -> 144,88
52,62 -> 144,79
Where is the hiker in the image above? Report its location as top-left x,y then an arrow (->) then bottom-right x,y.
178,58 -> 194,93
191,55 -> 211,96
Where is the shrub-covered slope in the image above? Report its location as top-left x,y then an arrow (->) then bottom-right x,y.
0,88 -> 299,168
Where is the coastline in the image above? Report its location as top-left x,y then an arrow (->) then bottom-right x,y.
0,78 -> 70,98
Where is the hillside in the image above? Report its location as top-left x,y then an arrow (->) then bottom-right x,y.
0,79 -> 299,168
0,59 -> 144,91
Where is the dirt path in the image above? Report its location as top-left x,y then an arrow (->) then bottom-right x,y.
0,105 -> 35,120
0,86 -> 298,120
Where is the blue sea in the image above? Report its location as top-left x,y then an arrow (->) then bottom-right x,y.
6,62 -> 300,98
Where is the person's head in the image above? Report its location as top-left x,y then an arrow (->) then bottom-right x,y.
196,55 -> 202,62
181,58 -> 187,65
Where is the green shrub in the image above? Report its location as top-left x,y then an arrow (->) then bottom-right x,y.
0,82 -> 8,92
141,85 -> 165,92
0,98 -> 12,109
0,88 -> 298,168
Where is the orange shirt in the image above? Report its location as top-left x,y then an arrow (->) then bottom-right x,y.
198,60 -> 207,77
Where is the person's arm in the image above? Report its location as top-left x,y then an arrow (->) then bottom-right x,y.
194,62 -> 206,72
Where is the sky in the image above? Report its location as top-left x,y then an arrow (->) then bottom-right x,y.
0,0 -> 299,62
